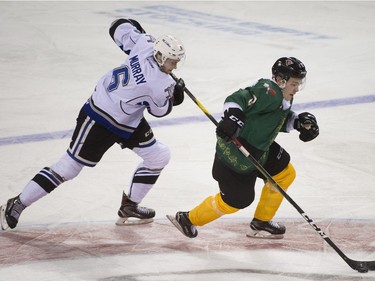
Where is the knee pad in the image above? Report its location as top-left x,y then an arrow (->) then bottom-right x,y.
132,140 -> 171,169
50,153 -> 84,181
274,163 -> 296,190
254,163 -> 296,221
266,163 -> 296,192
214,193 -> 239,215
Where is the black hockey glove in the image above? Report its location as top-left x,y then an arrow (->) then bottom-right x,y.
216,108 -> 245,142
294,112 -> 319,142
172,78 -> 185,106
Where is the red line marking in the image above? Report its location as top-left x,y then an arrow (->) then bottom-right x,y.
0,219 -> 374,265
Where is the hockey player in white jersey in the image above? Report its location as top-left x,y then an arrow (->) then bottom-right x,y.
0,18 -> 186,230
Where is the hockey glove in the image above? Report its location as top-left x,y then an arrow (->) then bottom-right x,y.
216,108 -> 245,142
294,112 -> 319,142
109,19 -> 146,54
172,78 -> 185,106
110,19 -> 146,35
126,19 -> 146,34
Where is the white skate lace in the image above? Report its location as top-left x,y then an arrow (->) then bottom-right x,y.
268,220 -> 281,229
10,200 -> 26,220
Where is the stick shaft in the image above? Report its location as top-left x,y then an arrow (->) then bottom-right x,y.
170,73 -> 219,125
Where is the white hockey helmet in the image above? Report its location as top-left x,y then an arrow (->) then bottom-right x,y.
153,35 -> 185,66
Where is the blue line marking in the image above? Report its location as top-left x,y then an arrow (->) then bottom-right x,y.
293,94 -> 375,110
0,95 -> 374,147
0,130 -> 74,146
112,6 -> 334,40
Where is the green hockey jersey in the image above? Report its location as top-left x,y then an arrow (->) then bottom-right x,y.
216,78 -> 294,174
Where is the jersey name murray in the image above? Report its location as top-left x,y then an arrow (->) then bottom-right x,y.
129,55 -> 146,85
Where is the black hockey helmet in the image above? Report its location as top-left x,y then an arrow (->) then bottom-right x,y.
272,57 -> 307,81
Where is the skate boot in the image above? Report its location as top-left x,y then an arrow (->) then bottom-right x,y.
247,218 -> 286,239
0,194 -> 26,231
116,193 -> 155,225
166,211 -> 198,238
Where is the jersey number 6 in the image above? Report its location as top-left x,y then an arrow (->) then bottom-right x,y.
107,66 -> 130,92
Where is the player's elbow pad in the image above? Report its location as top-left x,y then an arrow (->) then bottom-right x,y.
147,102 -> 173,118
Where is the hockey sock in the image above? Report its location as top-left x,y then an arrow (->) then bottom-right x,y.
127,166 -> 162,203
19,180 -> 48,207
19,167 -> 65,206
189,193 -> 239,226
254,163 -> 296,221
18,155 -> 83,207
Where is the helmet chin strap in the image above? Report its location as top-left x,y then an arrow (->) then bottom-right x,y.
154,53 -> 169,73
153,55 -> 172,75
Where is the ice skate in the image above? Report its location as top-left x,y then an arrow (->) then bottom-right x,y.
166,211 -> 198,238
116,193 -> 155,225
0,195 -> 26,231
246,218 -> 286,239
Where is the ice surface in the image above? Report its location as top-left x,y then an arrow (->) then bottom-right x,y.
0,2 -> 374,280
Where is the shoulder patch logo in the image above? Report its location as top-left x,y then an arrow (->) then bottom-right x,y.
263,83 -> 276,95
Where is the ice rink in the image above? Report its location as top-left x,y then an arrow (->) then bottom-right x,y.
1,1 -> 375,280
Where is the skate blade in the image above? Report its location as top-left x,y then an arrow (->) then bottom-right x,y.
166,214 -> 184,234
115,217 -> 153,226
246,229 -> 284,239
166,214 -> 197,238
0,204 -> 9,231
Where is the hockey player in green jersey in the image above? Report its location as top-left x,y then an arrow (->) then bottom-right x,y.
168,57 -> 319,238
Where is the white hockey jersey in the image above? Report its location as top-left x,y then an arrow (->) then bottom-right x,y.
83,21 -> 176,139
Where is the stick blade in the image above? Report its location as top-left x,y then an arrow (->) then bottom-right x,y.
365,261 -> 375,271
347,259 -> 375,273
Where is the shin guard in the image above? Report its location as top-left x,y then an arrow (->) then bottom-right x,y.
254,163 -> 296,221
189,193 -> 239,226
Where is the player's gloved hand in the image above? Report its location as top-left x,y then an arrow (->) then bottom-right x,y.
110,19 -> 146,55
125,19 -> 146,33
172,78 -> 185,106
216,108 -> 245,142
294,112 -> 319,142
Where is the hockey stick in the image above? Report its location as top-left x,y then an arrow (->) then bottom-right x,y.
170,73 -> 375,273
